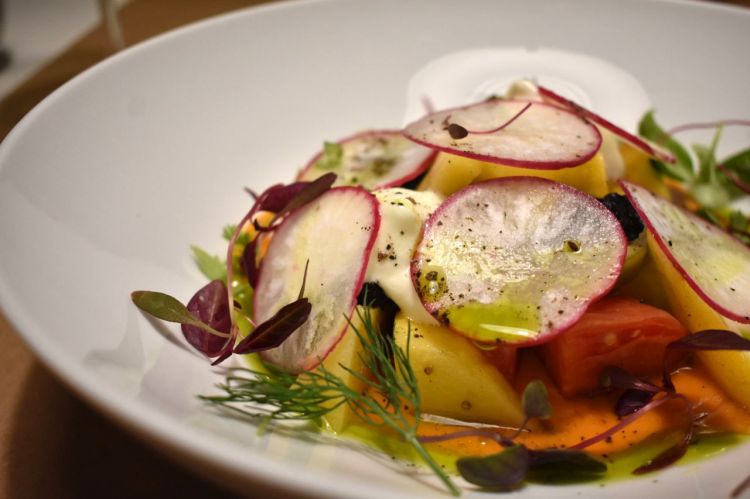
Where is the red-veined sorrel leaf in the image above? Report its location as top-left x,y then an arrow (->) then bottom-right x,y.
257,182 -> 309,213
456,445 -> 529,489
130,287 -> 230,357
633,416 -> 694,474
600,365 -> 662,393
233,298 -> 312,354
182,280 -> 232,357
273,172 -> 337,220
615,389 -> 658,418
599,366 -> 662,417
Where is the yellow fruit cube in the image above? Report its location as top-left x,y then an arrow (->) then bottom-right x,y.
393,313 -> 524,427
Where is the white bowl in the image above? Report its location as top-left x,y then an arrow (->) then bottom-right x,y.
1,0 -> 749,497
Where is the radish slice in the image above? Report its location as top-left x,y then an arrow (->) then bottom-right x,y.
402,99 -> 601,169
537,85 -> 676,165
412,177 -> 627,346
621,180 -> 750,324
297,130 -> 435,189
255,187 -> 381,372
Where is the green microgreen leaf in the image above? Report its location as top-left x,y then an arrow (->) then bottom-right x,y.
522,380 -> 552,420
456,445 -> 530,490
527,448 -> 607,477
131,290 -> 228,338
315,141 -> 344,171
222,224 -> 237,241
638,111 -> 694,181
730,210 -> 750,232
723,147 -> 750,180
191,245 -> 227,281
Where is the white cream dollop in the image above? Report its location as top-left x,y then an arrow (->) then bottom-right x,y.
365,188 -> 443,324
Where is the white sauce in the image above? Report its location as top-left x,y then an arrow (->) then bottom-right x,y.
365,188 -> 443,324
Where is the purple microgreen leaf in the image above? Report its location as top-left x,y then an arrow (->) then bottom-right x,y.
298,259 -> 310,301
273,172 -> 337,220
131,289 -> 229,341
456,445 -> 530,490
527,449 -> 607,476
600,366 -> 662,393
233,298 -> 312,354
522,380 -> 552,420
663,330 -> 750,391
615,389 -> 657,418
633,416 -> 694,474
632,436 -> 690,475
255,182 -> 306,213
182,280 -> 232,357
211,323 -> 239,366
244,186 -> 259,200
241,236 -> 261,288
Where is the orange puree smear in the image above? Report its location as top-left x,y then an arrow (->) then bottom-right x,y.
416,352 -> 750,458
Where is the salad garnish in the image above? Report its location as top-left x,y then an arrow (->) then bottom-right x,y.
132,79 -> 750,496
200,305 -> 462,496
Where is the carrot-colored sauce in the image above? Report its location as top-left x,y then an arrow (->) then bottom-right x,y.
416,352 -> 750,459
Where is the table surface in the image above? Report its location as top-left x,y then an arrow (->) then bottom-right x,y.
1,1 -> 749,498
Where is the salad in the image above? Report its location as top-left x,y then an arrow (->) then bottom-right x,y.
132,80 -> 750,495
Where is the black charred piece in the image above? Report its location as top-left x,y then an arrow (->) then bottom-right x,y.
598,193 -> 644,242
357,282 -> 398,311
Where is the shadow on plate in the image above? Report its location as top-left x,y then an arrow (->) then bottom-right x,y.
4,360 -> 310,499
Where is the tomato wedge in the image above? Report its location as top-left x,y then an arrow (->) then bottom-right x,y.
541,298 -> 687,397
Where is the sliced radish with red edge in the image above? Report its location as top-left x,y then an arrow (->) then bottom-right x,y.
538,85 -> 676,164
297,130 -> 435,190
412,177 -> 627,346
621,180 -> 750,323
255,187 -> 381,372
403,99 -> 601,169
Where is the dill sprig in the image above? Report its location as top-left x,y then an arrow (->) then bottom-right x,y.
199,306 -> 461,496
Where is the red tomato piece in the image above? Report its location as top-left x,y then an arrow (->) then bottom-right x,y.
481,344 -> 518,382
541,298 -> 687,397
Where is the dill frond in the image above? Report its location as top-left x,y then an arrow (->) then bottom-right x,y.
200,306 -> 460,496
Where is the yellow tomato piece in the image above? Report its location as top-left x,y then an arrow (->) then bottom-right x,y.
417,152 -> 484,196
311,306 -> 381,433
617,143 -> 671,199
393,313 -> 523,427
475,153 -> 609,198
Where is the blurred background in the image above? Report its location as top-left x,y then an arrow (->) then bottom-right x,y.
0,1 -> 747,499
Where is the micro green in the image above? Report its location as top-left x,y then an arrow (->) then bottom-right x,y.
419,380 -> 605,490
314,141 -> 344,171
638,112 -> 750,245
